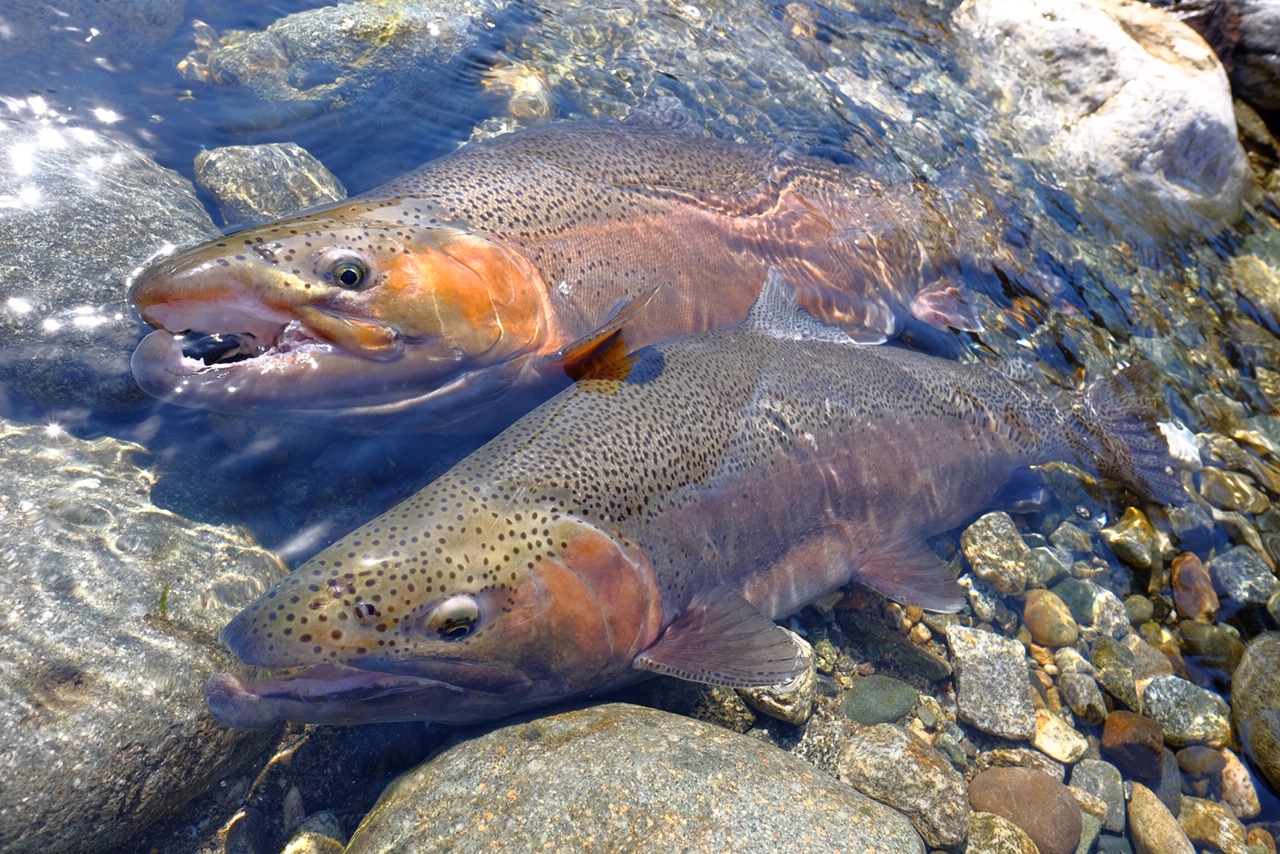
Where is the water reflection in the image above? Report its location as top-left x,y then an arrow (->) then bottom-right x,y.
0,0 -> 1278,848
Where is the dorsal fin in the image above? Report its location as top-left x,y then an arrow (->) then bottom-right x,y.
744,270 -> 857,344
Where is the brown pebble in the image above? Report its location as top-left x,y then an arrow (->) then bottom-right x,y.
1171,552 -> 1218,622
1101,710 -> 1165,778
1023,588 -> 1079,647
1176,745 -> 1226,800
1248,827 -> 1277,854
968,766 -> 1082,854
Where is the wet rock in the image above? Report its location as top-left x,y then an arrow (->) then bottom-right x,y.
1101,507 -> 1160,571
1210,545 -> 1279,605
1126,633 -> 1177,696
1091,586 -> 1132,641
842,674 -> 918,725
968,767 -> 1083,854
738,630 -> 816,725
1101,711 -> 1165,778
1232,633 -> 1280,794
966,811 -> 1038,853
1129,782 -> 1194,854
1168,502 -> 1219,557
1230,0 -> 1280,111
1050,521 -> 1097,556
344,703 -> 925,853
1050,577 -> 1097,627
1179,619 -> 1245,677
1178,795 -> 1249,854
0,419 -> 285,851
0,115 -> 216,414
1125,594 -> 1156,625
282,811 -> 346,854
945,625 -> 1037,739
1177,745 -> 1228,799
1033,709 -> 1088,763
194,142 -> 347,226
1059,671 -> 1108,725
1078,812 -> 1103,854
178,1 -> 503,184
1152,747 -> 1185,815
1201,467 -> 1270,515
974,748 -> 1065,783
1172,552 -> 1219,622
1219,747 -> 1261,820
1024,588 -> 1080,647
961,511 -> 1030,595
836,723 -> 969,848
1142,673 -> 1233,747
1092,636 -> 1140,711
1070,759 -> 1126,834
692,685 -> 757,733
1249,827 -> 1278,854
953,0 -> 1248,238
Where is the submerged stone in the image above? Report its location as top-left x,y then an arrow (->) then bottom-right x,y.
345,703 -> 926,853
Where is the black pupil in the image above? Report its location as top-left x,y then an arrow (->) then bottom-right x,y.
439,618 -> 475,640
337,265 -> 362,287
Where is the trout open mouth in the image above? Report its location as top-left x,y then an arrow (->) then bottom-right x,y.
172,321 -> 326,369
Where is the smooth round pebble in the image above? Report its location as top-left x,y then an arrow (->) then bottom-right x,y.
968,767 -> 1082,854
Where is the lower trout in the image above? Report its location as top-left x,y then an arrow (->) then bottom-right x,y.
207,272 -> 1182,727
129,120 -> 986,432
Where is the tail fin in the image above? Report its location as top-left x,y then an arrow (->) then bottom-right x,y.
1065,363 -> 1187,505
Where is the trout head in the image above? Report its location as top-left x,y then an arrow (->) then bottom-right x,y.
129,199 -> 564,432
207,494 -> 665,728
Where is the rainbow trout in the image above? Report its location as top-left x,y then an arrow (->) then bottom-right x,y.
129,120 -> 983,432
206,272 -> 1182,727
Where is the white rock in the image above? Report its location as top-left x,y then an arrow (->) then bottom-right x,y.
952,0 -> 1248,238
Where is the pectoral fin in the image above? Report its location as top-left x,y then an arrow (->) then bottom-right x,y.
547,287 -> 660,380
633,585 -> 809,687
909,280 -> 982,333
852,540 -> 966,613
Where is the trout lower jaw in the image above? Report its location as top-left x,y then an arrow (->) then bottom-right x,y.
206,661 -> 537,728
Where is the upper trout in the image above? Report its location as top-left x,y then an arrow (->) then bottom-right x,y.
207,272 -> 1183,728
129,120 -> 986,432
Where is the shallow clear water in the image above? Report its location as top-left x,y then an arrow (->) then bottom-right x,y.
2,0 -> 1279,848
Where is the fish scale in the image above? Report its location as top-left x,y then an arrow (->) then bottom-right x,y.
205,272 -> 1183,728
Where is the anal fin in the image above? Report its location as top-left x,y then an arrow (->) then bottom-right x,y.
633,585 -> 809,688
853,540 -> 966,613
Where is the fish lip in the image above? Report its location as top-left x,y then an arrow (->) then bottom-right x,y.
206,662 -> 534,728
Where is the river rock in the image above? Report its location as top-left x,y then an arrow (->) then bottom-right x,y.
0,418 -> 285,851
1070,759 -> 1125,833
1177,795 -> 1249,854
1218,747 -> 1260,820
1059,671 -> 1108,725
952,0 -> 1248,238
1142,673 -> 1233,747
1210,545 -> 1280,605
968,767 -> 1082,854
1230,0 -> 1280,111
1232,632 -> 1280,794
344,703 -> 925,853
194,142 -> 347,226
1129,782 -> 1194,854
1101,710 -> 1165,778
966,811 -> 1038,853
842,674 -> 918,725
0,114 -> 216,414
1101,506 -> 1160,571
1024,588 -> 1080,647
1092,636 -> 1140,711
1172,552 -> 1219,622
1033,709 -> 1088,764
737,629 -> 816,725
178,0 -> 504,186
961,511 -> 1030,595
945,625 -> 1037,739
836,723 -> 969,848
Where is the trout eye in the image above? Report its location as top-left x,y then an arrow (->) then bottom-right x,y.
333,260 -> 366,289
424,595 -> 480,642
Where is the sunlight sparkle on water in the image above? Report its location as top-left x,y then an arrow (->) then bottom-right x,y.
91,106 -> 121,124
6,297 -> 33,315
